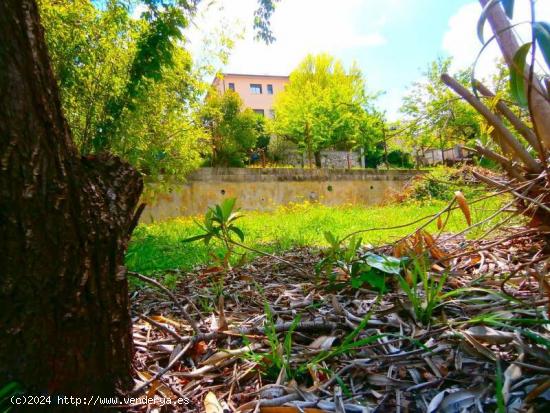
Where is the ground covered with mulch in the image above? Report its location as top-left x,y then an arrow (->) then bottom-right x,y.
128,228 -> 549,413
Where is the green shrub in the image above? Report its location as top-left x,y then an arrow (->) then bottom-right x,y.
408,165 -> 485,201
387,150 -> 414,168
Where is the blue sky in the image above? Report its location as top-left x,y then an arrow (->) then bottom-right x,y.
185,0 -> 546,119
332,0 -> 475,118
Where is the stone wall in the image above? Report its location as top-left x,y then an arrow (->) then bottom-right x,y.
319,150 -> 361,168
141,168 -> 421,222
281,150 -> 362,168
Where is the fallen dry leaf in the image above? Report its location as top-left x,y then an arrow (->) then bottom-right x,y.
204,392 -> 223,413
454,191 -> 472,226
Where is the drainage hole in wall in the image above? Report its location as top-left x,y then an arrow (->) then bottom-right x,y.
220,189 -> 226,195
327,185 -> 333,192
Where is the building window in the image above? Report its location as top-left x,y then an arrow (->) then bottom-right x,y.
253,109 -> 265,116
267,84 -> 273,94
250,84 -> 262,94
228,82 -> 235,91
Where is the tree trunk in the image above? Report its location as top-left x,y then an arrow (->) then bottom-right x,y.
0,0 -> 142,406
305,121 -> 313,168
439,134 -> 445,163
314,151 -> 322,168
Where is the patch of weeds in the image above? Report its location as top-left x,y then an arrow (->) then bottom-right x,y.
316,231 -> 407,292
197,295 -> 214,313
397,258 -> 448,325
243,303 -> 304,382
300,299 -> 383,376
162,273 -> 179,290
246,299 -> 384,385
405,165 -> 491,203
397,261 -> 527,326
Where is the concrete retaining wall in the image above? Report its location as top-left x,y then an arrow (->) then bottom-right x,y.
142,168 -> 420,222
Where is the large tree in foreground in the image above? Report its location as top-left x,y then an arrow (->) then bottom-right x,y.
0,0 -> 142,400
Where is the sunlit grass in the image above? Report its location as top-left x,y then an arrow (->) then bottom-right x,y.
126,195 -> 509,275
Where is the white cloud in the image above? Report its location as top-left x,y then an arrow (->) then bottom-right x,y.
442,0 -> 550,81
187,0 -> 387,76
131,3 -> 148,19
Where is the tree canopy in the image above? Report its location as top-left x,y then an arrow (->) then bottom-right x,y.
199,89 -> 261,167
37,0 -> 280,181
272,53 -> 382,166
399,57 -> 481,163
38,0 -> 208,181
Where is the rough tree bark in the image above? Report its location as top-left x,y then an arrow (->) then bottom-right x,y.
0,0 -> 143,404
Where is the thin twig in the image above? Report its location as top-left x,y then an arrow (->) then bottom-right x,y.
473,171 -> 550,214
129,271 -> 200,333
229,239 -> 311,277
132,341 -> 193,394
139,314 -> 187,342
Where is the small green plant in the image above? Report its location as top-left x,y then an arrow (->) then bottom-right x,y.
316,231 -> 361,279
317,231 -> 406,292
183,197 -> 245,270
183,198 -> 246,297
298,298 -> 384,378
162,273 -> 179,290
0,382 -> 23,413
397,259 -> 448,325
244,302 -> 302,381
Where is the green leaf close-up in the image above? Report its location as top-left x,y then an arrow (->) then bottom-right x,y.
509,42 -> 532,107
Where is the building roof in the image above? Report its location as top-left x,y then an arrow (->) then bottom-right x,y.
219,73 -> 289,79
212,73 -> 289,85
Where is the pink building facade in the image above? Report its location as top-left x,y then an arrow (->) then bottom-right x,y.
212,73 -> 289,118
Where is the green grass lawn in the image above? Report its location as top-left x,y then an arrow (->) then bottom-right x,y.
126,195 -> 507,275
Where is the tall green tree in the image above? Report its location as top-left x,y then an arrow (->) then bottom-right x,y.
272,53 -> 380,167
400,57 -> 481,164
199,89 -> 260,166
38,0 -> 208,181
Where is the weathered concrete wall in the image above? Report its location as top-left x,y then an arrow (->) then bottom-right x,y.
142,168 -> 420,222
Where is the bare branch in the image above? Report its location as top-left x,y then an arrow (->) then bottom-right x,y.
465,145 -> 525,181
472,171 -> 550,214
441,74 -> 542,172
478,0 -> 550,149
474,80 -> 544,156
128,271 -> 199,334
